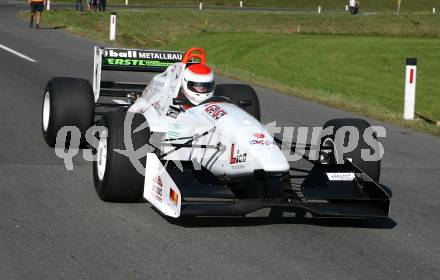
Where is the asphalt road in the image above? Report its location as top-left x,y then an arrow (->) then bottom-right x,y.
1,3 -> 440,280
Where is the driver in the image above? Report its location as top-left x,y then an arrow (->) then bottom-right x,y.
180,63 -> 215,109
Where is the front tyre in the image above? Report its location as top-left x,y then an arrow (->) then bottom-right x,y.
42,77 -> 94,147
93,111 -> 150,202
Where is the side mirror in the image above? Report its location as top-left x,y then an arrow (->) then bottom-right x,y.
173,98 -> 186,106
239,99 -> 252,108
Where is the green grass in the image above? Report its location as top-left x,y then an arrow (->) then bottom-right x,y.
42,10 -> 440,45
36,9 -> 440,135
60,0 -> 440,13
167,32 -> 440,133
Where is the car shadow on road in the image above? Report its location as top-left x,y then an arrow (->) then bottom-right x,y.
164,211 -> 397,229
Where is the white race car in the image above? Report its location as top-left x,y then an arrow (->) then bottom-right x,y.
42,47 -> 390,219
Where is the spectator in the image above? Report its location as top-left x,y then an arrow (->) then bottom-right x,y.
88,0 -> 98,11
28,0 -> 45,29
349,0 -> 359,15
76,0 -> 84,11
99,0 -> 106,11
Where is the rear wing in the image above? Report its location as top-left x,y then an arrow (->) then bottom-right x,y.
92,46 -> 184,102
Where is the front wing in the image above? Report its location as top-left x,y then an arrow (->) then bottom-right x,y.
143,153 -> 390,219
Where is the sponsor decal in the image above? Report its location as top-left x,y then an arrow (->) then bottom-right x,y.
152,176 -> 163,202
253,133 -> 265,139
166,106 -> 180,119
166,131 -> 180,139
249,139 -> 275,146
166,123 -> 181,139
169,188 -> 179,206
103,49 -> 183,61
231,164 -> 245,170
103,58 -> 172,68
204,104 -> 228,120
326,173 -> 355,181
230,144 -> 247,164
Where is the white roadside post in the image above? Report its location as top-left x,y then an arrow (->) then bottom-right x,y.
433,7 -> 436,14
240,1 -> 243,8
404,58 -> 417,120
318,6 -> 321,14
199,2 -> 203,10
125,0 -> 128,6
109,12 -> 117,41
46,0 -> 50,11
345,5 -> 348,11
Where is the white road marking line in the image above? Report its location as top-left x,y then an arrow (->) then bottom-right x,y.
0,43 -> 37,63
112,99 -> 130,105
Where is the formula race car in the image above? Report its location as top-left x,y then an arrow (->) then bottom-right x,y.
41,47 -> 390,219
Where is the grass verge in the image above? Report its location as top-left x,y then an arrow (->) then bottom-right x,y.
58,0 -> 440,13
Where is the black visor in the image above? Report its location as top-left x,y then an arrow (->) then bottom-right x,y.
187,81 -> 215,94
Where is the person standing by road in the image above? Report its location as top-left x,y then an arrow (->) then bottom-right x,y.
76,0 -> 84,11
29,0 -> 45,29
349,0 -> 360,14
98,0 -> 106,11
88,0 -> 98,11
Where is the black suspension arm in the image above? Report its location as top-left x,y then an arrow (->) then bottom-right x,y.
159,128 -> 218,159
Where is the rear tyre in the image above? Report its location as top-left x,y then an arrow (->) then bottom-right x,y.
42,77 -> 94,147
215,84 -> 261,120
93,111 -> 150,202
319,118 -> 381,183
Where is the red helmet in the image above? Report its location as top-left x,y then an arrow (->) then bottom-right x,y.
181,64 -> 215,105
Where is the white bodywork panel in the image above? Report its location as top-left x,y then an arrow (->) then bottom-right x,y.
129,62 -> 185,132
144,153 -> 182,218
92,46 -> 103,102
131,63 -> 290,217
161,102 -> 290,178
